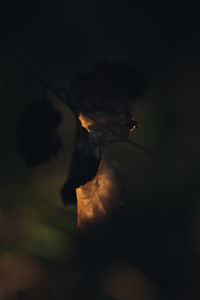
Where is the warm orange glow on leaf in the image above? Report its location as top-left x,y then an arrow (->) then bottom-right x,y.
77,112 -> 137,229
78,112 -> 137,145
76,155 -> 125,230
78,113 -> 93,132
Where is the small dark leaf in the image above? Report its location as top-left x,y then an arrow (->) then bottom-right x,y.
69,61 -> 147,115
15,98 -> 62,166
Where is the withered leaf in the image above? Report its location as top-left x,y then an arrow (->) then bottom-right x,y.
16,98 -> 62,166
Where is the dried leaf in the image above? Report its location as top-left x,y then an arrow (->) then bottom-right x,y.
16,98 -> 62,166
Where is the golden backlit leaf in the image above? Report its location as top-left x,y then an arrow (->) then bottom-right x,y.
76,154 -> 125,230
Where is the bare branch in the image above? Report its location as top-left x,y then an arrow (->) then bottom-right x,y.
126,139 -> 157,158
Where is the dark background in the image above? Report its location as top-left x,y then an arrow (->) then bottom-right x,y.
0,1 -> 200,299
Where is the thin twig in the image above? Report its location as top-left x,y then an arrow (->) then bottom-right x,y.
1,37 -> 156,158
13,53 -> 76,112
0,35 -> 76,114
126,139 -> 157,158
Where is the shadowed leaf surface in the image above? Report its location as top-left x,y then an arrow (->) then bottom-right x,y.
16,98 -> 62,166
